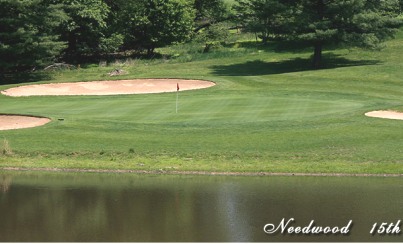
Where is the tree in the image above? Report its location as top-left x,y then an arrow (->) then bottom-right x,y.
194,0 -> 233,32
47,0 -> 110,59
105,0 -> 195,56
195,22 -> 230,52
234,0 -> 293,42
143,0 -> 195,55
102,0 -> 142,52
291,0 -> 402,68
0,0 -> 67,72
236,0 -> 401,68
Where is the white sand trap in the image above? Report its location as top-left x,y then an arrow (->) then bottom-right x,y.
365,110 -> 403,120
1,79 -> 215,97
0,115 -> 51,130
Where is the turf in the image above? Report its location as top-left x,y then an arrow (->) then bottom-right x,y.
0,31 -> 402,174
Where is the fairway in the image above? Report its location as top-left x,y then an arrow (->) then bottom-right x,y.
0,31 -> 402,174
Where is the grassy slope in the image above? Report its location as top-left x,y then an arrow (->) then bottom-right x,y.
0,31 -> 402,174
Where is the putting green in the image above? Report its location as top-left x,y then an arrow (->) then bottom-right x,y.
0,79 -> 215,130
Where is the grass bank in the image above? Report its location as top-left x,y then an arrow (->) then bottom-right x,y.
0,31 -> 402,175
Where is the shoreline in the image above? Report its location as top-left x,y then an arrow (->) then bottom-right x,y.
1,167 -> 402,177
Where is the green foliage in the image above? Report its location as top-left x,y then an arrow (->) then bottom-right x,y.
0,0 -> 67,72
194,0 -> 233,24
195,22 -> 230,52
300,0 -> 401,67
234,0 -> 293,42
143,0 -> 195,54
99,33 -> 124,54
1,0 -> 402,71
106,0 -> 195,55
49,0 -> 110,58
294,0 -> 400,44
234,0 -> 402,68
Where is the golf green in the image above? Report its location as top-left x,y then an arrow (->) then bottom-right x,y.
0,31 -> 402,174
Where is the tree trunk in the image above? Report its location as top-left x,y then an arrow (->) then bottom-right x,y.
312,0 -> 325,69
313,42 -> 322,69
147,47 -> 155,57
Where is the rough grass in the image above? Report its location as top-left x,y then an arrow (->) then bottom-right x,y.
0,139 -> 12,156
0,31 -> 402,174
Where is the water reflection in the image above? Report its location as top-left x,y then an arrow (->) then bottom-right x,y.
0,175 -> 12,193
0,171 -> 402,242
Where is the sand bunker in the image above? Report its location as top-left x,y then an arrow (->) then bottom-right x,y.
365,110 -> 403,120
1,79 -> 215,97
0,115 -> 51,130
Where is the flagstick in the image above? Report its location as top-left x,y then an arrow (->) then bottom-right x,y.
176,83 -> 180,113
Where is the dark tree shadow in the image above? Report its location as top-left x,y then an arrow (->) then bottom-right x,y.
225,40 -> 315,54
0,72 -> 52,85
225,38 -> 364,55
210,54 -> 381,76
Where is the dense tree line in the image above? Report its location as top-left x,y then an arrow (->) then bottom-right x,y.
0,0 -> 402,72
0,0 -> 199,72
0,0 -> 68,71
236,0 -> 402,68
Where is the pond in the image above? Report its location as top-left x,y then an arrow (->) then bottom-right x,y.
0,171 -> 402,242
